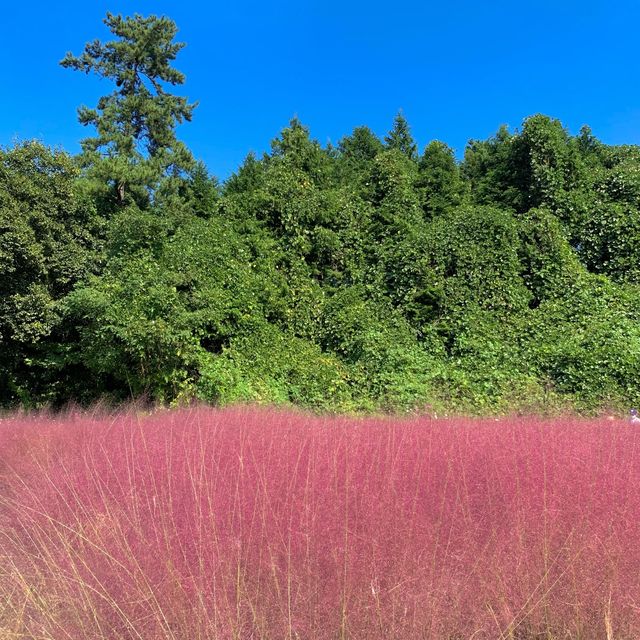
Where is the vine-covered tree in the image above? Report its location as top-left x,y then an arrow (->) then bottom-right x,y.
417,140 -> 465,217
61,13 -> 197,208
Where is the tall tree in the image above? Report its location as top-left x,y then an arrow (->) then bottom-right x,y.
336,126 -> 384,185
384,111 -> 418,161
61,13 -> 196,208
339,126 -> 383,164
269,117 -> 332,186
224,152 -> 266,195
187,160 -> 219,217
417,141 -> 465,217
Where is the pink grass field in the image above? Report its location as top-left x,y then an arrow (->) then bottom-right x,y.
1,407 -> 639,639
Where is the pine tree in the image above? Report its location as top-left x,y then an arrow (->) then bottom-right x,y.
339,126 -> 383,163
417,141 -> 465,217
61,13 -> 197,208
384,111 -> 418,161
188,161 -> 219,216
270,117 -> 332,185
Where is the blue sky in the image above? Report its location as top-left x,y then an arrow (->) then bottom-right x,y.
3,1 -> 640,179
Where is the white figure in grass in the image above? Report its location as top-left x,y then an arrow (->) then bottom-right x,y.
630,408 -> 640,424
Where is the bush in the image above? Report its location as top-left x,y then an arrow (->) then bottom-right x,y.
197,324 -> 352,410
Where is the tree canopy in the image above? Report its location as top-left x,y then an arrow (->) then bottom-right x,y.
61,12 -> 196,208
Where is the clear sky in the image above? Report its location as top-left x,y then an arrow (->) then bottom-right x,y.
3,1 -> 639,179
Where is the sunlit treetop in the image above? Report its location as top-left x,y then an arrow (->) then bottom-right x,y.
61,12 -> 197,207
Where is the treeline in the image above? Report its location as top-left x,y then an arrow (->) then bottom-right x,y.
2,14 -> 640,413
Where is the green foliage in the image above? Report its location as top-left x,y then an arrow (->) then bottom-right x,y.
64,214 -> 287,403
576,201 -> 640,283
527,277 -> 640,408
0,142 -> 102,405
5,11 -> 640,413
570,147 -> 640,284
61,12 -> 196,208
463,125 -> 521,209
270,118 -> 333,187
224,152 -> 266,196
426,205 -> 531,314
319,287 -> 445,411
197,324 -> 352,410
517,207 -> 584,305
518,114 -> 585,209
367,149 -> 422,234
430,309 -> 542,412
336,126 -> 384,185
186,161 -> 219,217
463,115 -> 585,214
384,111 -> 418,161
416,141 -> 465,217
339,126 -> 383,164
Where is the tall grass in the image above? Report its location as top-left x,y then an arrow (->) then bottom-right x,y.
1,407 -> 639,638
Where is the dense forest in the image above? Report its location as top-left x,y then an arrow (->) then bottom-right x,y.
3,13 -> 640,413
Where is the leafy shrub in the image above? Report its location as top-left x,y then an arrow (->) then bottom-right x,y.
197,324 -> 352,410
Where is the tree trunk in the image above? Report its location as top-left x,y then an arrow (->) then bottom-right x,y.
116,180 -> 126,206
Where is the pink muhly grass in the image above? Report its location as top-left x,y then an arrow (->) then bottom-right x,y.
0,406 -> 639,639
